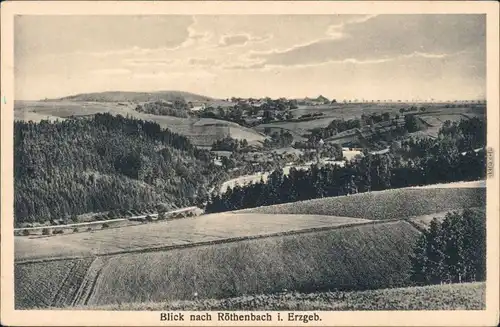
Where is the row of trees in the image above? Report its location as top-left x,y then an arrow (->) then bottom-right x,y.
211,136 -> 250,152
135,100 -> 190,117
14,113 -> 225,225
410,209 -> 486,285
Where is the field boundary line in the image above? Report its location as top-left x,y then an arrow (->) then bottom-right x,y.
14,206 -> 199,231
405,219 -> 427,233
15,219 -> 402,265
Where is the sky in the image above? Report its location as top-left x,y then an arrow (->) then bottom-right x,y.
15,14 -> 486,101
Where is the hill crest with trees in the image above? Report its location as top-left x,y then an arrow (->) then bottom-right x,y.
14,113 -> 226,226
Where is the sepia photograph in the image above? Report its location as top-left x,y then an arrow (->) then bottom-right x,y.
1,1 -> 499,326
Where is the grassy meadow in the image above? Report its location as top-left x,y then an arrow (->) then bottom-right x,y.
89,282 -> 485,311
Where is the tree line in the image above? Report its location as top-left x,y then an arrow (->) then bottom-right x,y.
206,118 -> 486,213
211,136 -> 250,152
135,100 -> 190,118
14,113 -> 225,226
410,208 -> 485,285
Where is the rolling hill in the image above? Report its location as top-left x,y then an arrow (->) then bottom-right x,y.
52,90 -> 213,103
240,182 -> 486,219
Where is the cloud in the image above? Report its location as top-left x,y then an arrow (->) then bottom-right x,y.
222,61 -> 267,70
123,58 -> 174,67
188,58 -> 216,66
218,33 -> 272,47
223,50 -> 454,71
90,68 -> 131,76
247,15 -> 485,68
135,70 -> 216,80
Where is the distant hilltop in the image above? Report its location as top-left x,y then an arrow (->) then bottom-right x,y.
50,91 -> 214,103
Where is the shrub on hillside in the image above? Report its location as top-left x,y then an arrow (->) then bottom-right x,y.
22,230 -> 30,236
102,223 -> 110,229
42,228 -> 50,235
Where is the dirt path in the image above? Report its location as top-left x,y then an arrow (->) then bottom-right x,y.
52,258 -> 95,307
71,257 -> 110,306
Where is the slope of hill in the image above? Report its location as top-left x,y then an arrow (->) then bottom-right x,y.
53,91 -> 213,103
90,282 -> 485,311
240,185 -> 486,220
15,220 -> 420,308
14,113 -> 223,226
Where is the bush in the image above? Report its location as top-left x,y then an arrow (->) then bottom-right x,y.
42,228 -> 50,235
410,209 -> 486,285
145,215 -> 154,222
102,223 -> 110,229
52,229 -> 63,235
87,227 -> 92,232
22,230 -> 30,236
73,228 -> 79,233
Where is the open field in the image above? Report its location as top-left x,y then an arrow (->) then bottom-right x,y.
241,184 -> 486,219
15,213 -> 370,262
256,117 -> 338,133
291,103 -> 485,121
78,221 -> 419,307
89,282 -> 485,311
15,258 -> 94,309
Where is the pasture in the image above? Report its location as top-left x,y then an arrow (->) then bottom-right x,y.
91,282 -> 485,311
15,213 -> 370,262
241,184 -> 486,220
